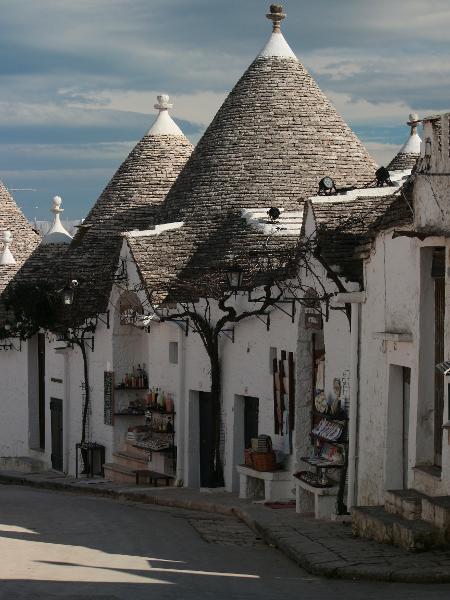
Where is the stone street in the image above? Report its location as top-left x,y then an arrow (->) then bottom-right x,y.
1,485 -> 450,599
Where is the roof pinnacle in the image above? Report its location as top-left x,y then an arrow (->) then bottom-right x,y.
42,195 -> 73,245
148,94 -> 184,136
266,4 -> 286,33
0,230 -> 16,265
154,94 -> 173,112
407,112 -> 420,136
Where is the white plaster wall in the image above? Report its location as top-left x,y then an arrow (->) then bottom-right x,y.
357,232 -> 419,505
0,343 -> 30,458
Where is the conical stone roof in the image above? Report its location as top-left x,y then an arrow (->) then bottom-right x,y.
63,95 -> 193,323
387,113 -> 421,172
129,6 -> 377,303
0,182 -> 40,297
165,9 -> 376,221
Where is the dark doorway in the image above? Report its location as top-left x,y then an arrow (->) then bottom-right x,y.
50,398 -> 63,471
199,392 -> 214,487
244,396 -> 259,449
432,248 -> 445,467
38,332 -> 46,449
402,367 -> 411,489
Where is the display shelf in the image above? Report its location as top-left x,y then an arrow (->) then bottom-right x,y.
131,443 -> 174,454
148,428 -> 175,435
144,408 -> 176,416
114,386 -> 147,391
300,456 -> 345,469
310,432 -> 346,445
312,410 -> 348,422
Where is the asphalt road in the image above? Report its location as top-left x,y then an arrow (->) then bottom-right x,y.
1,485 -> 450,599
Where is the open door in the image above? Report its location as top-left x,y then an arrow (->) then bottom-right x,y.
244,396 -> 259,448
433,248 -> 445,467
199,392 -> 214,487
50,398 -> 63,471
38,332 -> 46,449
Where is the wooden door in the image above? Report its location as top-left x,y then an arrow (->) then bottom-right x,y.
50,398 -> 63,471
199,392 -> 214,487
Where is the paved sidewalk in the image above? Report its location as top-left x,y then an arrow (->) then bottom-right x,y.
1,470 -> 450,583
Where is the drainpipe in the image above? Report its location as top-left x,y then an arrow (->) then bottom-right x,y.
333,291 -> 366,510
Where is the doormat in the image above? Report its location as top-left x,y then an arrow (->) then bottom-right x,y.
264,500 -> 296,509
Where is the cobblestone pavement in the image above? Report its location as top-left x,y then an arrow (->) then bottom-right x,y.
2,470 -> 450,584
188,516 -> 266,547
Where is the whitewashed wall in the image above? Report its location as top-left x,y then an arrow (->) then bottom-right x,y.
0,341 -> 30,460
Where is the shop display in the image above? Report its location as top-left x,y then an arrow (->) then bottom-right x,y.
300,342 -> 349,497
294,470 -> 334,489
125,406 -> 176,470
244,435 -> 279,472
272,349 -> 295,453
116,364 -> 148,389
312,418 -> 344,442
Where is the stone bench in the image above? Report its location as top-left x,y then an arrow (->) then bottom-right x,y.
236,465 -> 292,502
294,478 -> 339,519
134,469 -> 174,486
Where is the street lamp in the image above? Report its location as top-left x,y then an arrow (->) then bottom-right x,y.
225,265 -> 244,292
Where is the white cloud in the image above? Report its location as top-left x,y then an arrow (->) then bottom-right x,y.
0,141 -> 135,161
363,141 -> 399,166
59,88 -> 227,127
326,90 -> 433,125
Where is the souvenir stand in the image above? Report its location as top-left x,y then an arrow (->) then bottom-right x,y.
294,333 -> 349,518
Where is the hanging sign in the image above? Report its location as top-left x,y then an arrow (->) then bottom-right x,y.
104,371 -> 114,425
305,312 -> 322,330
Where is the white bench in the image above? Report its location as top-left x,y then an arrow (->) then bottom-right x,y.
236,465 -> 292,502
294,478 -> 339,519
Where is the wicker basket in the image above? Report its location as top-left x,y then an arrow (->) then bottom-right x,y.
244,448 -> 253,467
251,450 -> 277,472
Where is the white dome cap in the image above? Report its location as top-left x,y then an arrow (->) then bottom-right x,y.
42,196 -> 73,245
147,94 -> 184,136
0,230 -> 16,265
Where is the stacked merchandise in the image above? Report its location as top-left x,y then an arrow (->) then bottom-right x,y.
244,435 -> 277,472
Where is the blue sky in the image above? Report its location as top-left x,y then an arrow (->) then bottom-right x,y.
2,0 -> 450,220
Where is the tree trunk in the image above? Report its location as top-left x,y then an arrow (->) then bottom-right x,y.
78,339 -> 91,474
209,340 -> 224,487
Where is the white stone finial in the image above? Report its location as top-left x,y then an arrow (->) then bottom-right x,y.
407,113 -> 420,136
0,230 -> 16,265
42,195 -> 73,245
258,4 -> 297,60
52,195 -> 63,214
398,113 -> 422,155
266,4 -> 286,33
154,94 -> 173,111
148,94 -> 184,137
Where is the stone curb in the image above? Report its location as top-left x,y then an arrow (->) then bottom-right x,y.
1,472 -> 450,584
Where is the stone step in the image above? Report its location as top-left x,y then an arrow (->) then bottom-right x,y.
124,443 -> 149,461
103,462 -> 138,485
352,506 -> 447,552
422,496 -> 450,531
385,489 -> 428,521
113,451 -> 148,471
